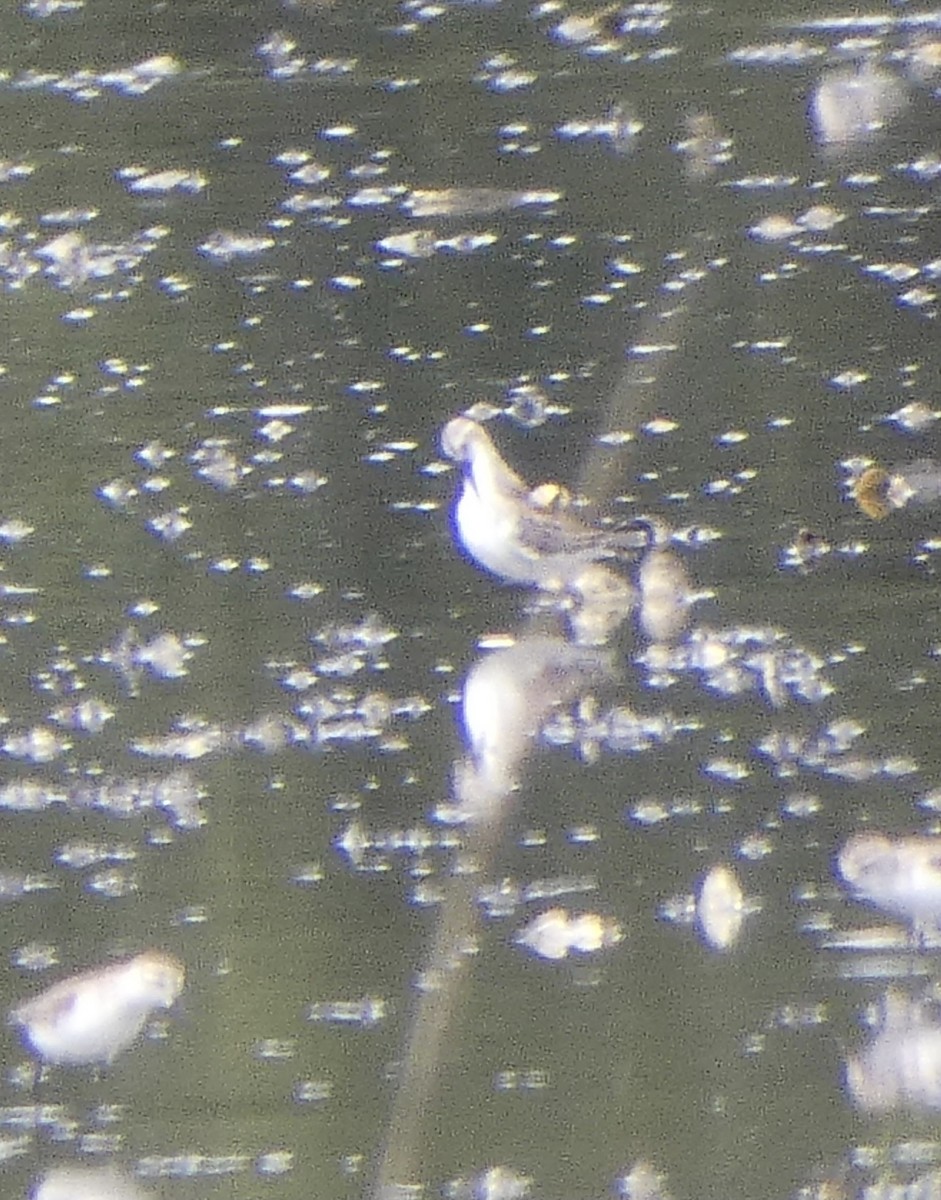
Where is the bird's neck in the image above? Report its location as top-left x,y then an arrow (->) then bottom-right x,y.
466,446 -> 522,503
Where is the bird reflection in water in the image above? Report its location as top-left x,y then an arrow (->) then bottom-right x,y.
374,638 -> 623,1196
374,403 -> 699,1197
846,987 -> 941,1112
10,949 -> 184,1068
438,633 -> 615,827
837,832 -> 941,943
632,518 -> 695,645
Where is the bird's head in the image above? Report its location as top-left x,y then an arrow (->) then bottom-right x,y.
440,416 -> 485,465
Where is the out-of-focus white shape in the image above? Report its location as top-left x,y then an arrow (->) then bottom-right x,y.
0,518 -> 34,543
617,1159 -> 673,1200
377,230 -> 437,259
124,168 -> 206,195
906,33 -> 941,84
675,625 -> 834,707
32,1164 -> 151,1200
257,1150 -> 293,1176
642,417 -> 678,434
552,7 -> 616,45
132,724 -> 227,760
556,103 -> 643,154
461,637 -> 610,776
0,781 -> 61,811
568,911 -> 618,950
636,533 -> 693,643
291,471 -> 327,496
478,60 -> 537,93
136,439 -> 174,467
865,260 -> 918,284
98,55 -> 181,96
55,841 -> 134,869
896,459 -> 941,505
446,1165 -> 531,1200
727,40 -> 822,67
749,214 -> 801,242
256,31 -> 305,78
35,227 -> 166,287
11,950 -> 184,1065
516,907 -> 622,960
703,758 -> 750,782
899,285 -> 936,308
3,726 -> 68,763
779,527 -> 831,574
314,614 -> 397,660
146,509 -> 192,542
838,832 -> 941,937
289,161 -> 331,185
568,562 -> 635,647
885,402 -> 939,434
444,635 -> 612,825
134,1152 -> 251,1177
846,988 -> 941,1111
198,231 -> 275,262
830,368 -> 869,389
810,60 -> 908,147
504,381 -> 551,429
347,186 -> 401,209
135,632 -> 193,679
697,864 -> 745,951
307,996 -> 386,1026
675,112 -> 732,181
0,161 -> 35,184
797,204 -> 845,232
24,0 -> 86,14
404,188 -> 560,218
192,441 -> 245,490
516,908 -> 570,960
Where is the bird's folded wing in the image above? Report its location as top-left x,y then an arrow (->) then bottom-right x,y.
517,509 -> 645,557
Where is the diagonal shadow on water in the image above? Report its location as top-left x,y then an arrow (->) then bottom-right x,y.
371,221 -> 725,1199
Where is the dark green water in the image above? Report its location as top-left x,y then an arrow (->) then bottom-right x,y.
0,2 -> 940,1199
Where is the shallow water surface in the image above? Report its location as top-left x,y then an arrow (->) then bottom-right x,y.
0,2 -> 940,1199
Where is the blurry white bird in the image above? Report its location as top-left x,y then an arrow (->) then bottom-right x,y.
11,950 -> 185,1066
837,831 -> 941,941
440,416 -> 645,589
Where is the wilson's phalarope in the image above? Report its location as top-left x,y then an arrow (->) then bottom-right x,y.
440,416 -> 645,591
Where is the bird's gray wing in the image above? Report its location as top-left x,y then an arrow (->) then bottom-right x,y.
517,509 -> 645,557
